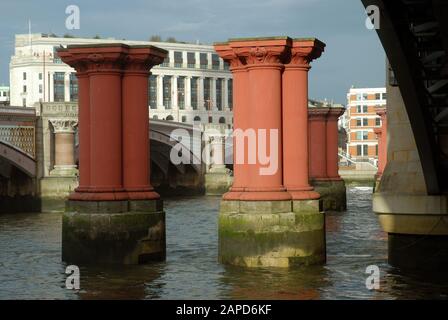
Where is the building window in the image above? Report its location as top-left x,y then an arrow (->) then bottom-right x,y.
163,76 -> 171,109
228,79 -> 233,110
23,72 -> 27,80
208,116 -> 213,123
204,77 -> 211,110
375,93 -> 381,100
187,52 -> 196,68
23,85 -> 27,93
200,53 -> 208,69
22,98 -> 26,107
212,54 -> 220,70
219,117 -> 226,124
357,118 -> 369,127
382,93 -> 387,100
191,77 -> 198,110
53,72 -> 65,102
161,55 -> 170,67
182,116 -> 187,123
224,61 -> 230,70
174,51 -> 183,68
375,117 -> 381,126
376,144 -> 379,156
149,75 -> 157,109
216,78 -> 222,110
194,116 -> 201,122
166,115 -> 174,121
356,105 -> 368,113
39,73 -> 42,80
39,84 -> 43,94
356,144 -> 368,156
70,73 -> 78,101
53,47 -> 62,63
356,131 -> 369,140
178,76 -> 185,109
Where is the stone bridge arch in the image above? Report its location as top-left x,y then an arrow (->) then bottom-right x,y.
0,141 -> 36,177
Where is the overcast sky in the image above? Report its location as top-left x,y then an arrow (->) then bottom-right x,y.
0,0 -> 385,104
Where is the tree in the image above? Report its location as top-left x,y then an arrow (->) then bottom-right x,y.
93,34 -> 101,39
63,33 -> 75,38
166,36 -> 177,43
149,35 -> 162,42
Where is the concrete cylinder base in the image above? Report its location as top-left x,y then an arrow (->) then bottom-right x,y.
205,171 -> 233,196
62,199 -> 165,265
311,179 -> 347,212
388,233 -> 448,271
218,199 -> 325,268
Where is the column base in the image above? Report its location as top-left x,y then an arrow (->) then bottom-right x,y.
40,176 -> 78,199
310,179 -> 346,211
49,165 -> 78,177
62,199 -> 165,265
205,170 -> 233,196
218,198 -> 325,268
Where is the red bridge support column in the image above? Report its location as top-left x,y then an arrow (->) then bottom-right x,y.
282,39 -> 324,201
215,37 -> 326,268
58,44 -> 167,265
214,44 -> 249,200
309,106 -> 347,211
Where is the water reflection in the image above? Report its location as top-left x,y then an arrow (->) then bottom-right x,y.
1,187 -> 448,299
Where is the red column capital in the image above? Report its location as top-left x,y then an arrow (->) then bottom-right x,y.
287,38 -> 326,68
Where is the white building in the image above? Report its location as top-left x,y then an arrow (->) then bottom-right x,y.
345,87 -> 387,160
0,85 -> 9,105
9,33 -> 233,125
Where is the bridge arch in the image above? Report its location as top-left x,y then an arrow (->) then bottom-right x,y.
0,141 -> 36,177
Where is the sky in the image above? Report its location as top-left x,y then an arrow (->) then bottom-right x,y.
0,0 -> 385,104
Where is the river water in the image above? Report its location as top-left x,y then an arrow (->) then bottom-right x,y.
0,186 -> 447,300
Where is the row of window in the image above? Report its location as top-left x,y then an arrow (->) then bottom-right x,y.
0,91 -> 8,97
355,144 -> 378,157
160,52 -> 229,70
153,114 -> 228,124
354,118 -> 381,127
148,75 -> 233,110
353,92 -> 387,101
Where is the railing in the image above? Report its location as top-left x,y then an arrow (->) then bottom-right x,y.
338,150 -> 378,168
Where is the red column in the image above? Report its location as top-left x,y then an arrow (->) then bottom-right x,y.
122,47 -> 166,200
214,44 -> 249,200
309,107 -> 330,180
58,44 -> 167,201
230,38 -> 291,201
375,107 -> 387,177
374,127 -> 383,177
75,71 -> 90,191
282,39 -> 325,200
326,108 -> 345,180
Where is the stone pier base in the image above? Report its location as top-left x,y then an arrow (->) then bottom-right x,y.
62,199 -> 165,264
311,179 -> 346,211
40,176 -> 78,211
205,169 -> 233,196
218,199 -> 325,268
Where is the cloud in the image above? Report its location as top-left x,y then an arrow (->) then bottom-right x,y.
0,0 -> 385,103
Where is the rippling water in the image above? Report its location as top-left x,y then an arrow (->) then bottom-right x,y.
1,186 -> 448,299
